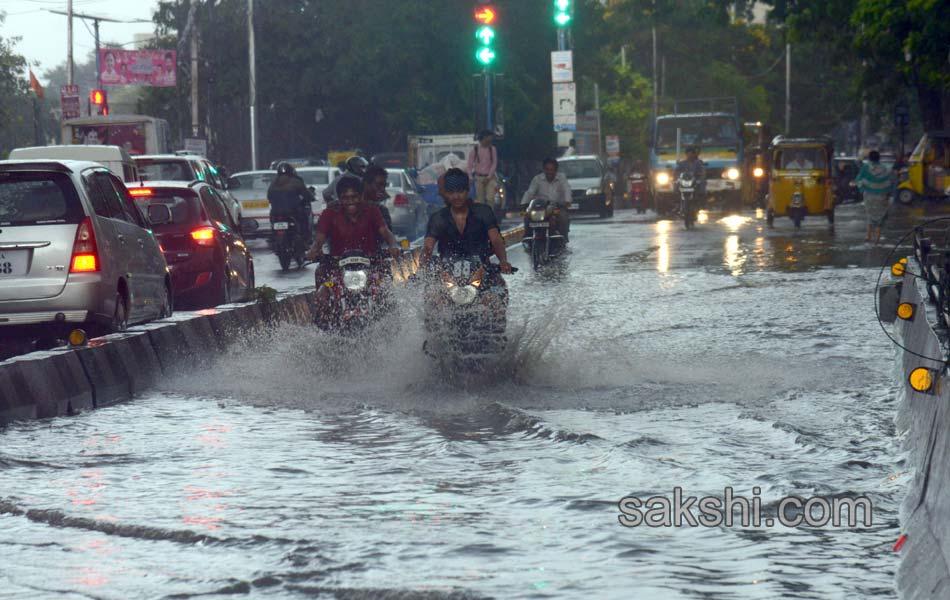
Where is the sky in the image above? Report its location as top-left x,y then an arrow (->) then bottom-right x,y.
1,0 -> 159,81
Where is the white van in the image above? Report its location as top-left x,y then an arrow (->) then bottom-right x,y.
8,145 -> 139,183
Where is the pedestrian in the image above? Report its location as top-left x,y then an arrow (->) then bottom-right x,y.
855,150 -> 891,245
467,130 -> 497,205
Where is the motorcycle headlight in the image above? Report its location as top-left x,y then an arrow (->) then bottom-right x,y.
343,270 -> 368,291
726,168 -> 740,180
530,209 -> 546,221
449,284 -> 478,306
586,187 -> 601,196
656,172 -> 670,186
753,167 -> 764,178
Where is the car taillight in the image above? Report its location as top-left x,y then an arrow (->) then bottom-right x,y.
129,188 -> 153,197
394,194 -> 408,206
70,217 -> 100,273
191,227 -> 216,246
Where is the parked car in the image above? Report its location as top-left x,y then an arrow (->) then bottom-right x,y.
9,145 -> 140,183
384,168 -> 429,239
0,160 -> 172,342
558,155 -> 616,218
130,182 -> 254,308
228,168 -> 336,238
133,154 -> 242,225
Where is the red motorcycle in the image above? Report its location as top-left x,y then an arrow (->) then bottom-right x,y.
627,171 -> 649,214
315,251 -> 394,332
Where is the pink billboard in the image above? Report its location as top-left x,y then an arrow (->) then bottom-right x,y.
98,49 -> 177,87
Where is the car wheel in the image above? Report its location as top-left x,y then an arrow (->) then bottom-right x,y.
159,280 -> 174,319
244,263 -> 256,301
215,267 -> 232,306
897,188 -> 916,206
109,291 -> 129,333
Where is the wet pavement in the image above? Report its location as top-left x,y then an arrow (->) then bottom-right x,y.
0,204 -> 918,599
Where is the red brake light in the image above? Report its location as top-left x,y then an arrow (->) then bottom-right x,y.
191,227 -> 216,246
393,194 -> 408,206
129,188 -> 153,197
70,217 -> 100,273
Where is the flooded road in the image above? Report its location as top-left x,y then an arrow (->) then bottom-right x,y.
0,205 -> 910,599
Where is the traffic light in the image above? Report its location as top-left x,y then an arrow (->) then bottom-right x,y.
90,89 -> 108,115
554,0 -> 571,26
474,4 -> 497,66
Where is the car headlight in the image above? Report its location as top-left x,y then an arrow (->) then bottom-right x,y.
725,168 -> 740,180
530,209 -> 546,221
656,172 -> 670,186
586,187 -> 601,196
343,270 -> 368,291
753,167 -> 764,178
449,284 -> 478,306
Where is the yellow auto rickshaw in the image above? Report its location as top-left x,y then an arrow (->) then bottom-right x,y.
896,131 -> 950,205
766,136 -> 835,229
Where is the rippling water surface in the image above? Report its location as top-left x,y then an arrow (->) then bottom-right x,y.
0,207 -> 906,599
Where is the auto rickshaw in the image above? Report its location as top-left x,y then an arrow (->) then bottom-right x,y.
766,136 -> 835,229
896,131 -> 950,205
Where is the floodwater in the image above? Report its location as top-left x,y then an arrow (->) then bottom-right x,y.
0,205 -> 910,599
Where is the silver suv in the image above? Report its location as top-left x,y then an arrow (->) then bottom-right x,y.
0,160 -> 172,338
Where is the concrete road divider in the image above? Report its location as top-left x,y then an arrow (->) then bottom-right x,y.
0,227 -> 526,426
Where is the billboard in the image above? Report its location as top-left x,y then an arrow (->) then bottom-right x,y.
60,85 -> 80,120
69,124 -> 147,155
553,83 -> 577,132
551,51 -> 574,83
98,49 -> 177,87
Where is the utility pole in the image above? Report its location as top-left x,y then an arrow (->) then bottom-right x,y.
652,18 -> 658,123
248,0 -> 258,170
594,82 -> 602,156
67,0 -> 74,86
191,18 -> 199,138
785,42 -> 791,134
94,19 -> 101,90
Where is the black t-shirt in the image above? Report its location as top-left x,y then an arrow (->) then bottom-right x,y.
426,203 -> 499,259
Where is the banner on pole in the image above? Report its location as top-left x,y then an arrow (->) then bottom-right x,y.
99,49 -> 177,87
60,85 -> 81,120
551,51 -> 574,83
553,82 -> 576,132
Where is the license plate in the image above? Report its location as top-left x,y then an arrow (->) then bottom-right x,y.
530,222 -> 550,228
570,202 -> 579,209
272,221 -> 290,231
242,200 -> 269,209
0,250 -> 28,277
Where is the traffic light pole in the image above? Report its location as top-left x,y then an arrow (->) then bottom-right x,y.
485,69 -> 493,133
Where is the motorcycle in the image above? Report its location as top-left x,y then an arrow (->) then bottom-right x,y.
270,212 -> 309,271
628,172 -> 648,214
521,198 -> 567,270
422,255 -> 517,367
675,172 -> 699,230
315,250 -> 393,332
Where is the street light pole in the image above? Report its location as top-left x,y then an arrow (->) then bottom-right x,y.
785,42 -> 791,134
67,0 -> 74,86
248,0 -> 258,170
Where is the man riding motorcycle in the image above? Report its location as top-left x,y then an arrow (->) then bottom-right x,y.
323,155 -> 370,207
674,146 -> 707,200
267,162 -> 315,244
521,158 -> 572,241
307,177 -> 401,324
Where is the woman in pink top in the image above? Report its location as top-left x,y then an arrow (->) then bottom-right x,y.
467,130 -> 497,204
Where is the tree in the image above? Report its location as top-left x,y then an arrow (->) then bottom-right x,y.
0,15 -> 54,155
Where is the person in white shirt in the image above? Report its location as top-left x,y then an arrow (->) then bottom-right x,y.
522,158 -> 572,240
561,139 -> 576,157
785,150 -> 814,170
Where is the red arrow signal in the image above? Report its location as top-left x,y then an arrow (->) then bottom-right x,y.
474,6 -> 496,25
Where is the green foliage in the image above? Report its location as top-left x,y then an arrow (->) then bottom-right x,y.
251,285 -> 278,304
0,16 -> 54,156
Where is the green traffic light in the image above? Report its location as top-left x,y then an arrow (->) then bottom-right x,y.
555,0 -> 570,10
555,12 -> 571,26
476,46 -> 496,65
476,26 -> 495,45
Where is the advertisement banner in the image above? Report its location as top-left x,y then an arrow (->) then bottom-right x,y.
98,49 -> 177,87
70,124 -> 147,155
606,135 -> 620,157
551,51 -> 574,83
553,83 -> 576,132
60,84 -> 80,120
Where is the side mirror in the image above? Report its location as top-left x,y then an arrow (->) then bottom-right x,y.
147,204 -> 172,226
240,217 -> 259,234
227,176 -> 241,190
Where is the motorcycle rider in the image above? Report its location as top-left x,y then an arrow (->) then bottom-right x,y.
323,155 -> 370,206
521,158 -> 572,241
306,176 -> 401,324
674,145 -> 706,209
267,162 -> 315,244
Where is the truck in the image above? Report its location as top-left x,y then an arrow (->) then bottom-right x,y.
649,97 -> 743,215
62,114 -> 171,156
408,134 -> 476,170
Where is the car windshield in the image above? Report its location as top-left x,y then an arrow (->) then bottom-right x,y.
137,190 -> 202,225
234,173 -> 274,190
559,160 -> 601,179
298,170 -> 330,186
0,172 -> 83,226
656,116 -> 739,151
776,148 -> 827,170
136,159 -> 196,182
387,172 -> 402,189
